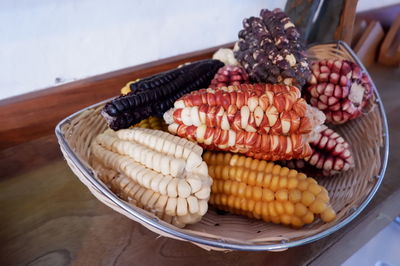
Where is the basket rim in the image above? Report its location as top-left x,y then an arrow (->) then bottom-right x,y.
55,41 -> 389,251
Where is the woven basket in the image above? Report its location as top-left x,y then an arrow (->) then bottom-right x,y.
55,41 -> 389,251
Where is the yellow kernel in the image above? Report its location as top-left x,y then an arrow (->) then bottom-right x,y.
262,173 -> 272,188
216,153 -> 225,165
288,169 -> 298,178
261,202 -> 269,217
250,159 -> 259,170
270,175 -> 280,191
242,169 -> 250,183
291,216 -> 304,228
247,200 -> 256,212
257,160 -> 267,171
234,196 -> 241,209
253,186 -> 263,201
220,194 -> 228,206
256,171 -> 264,186
235,167 -> 244,181
275,202 -> 285,215
268,202 -> 278,217
281,214 -> 292,225
222,165 -> 230,180
254,202 -> 262,219
209,165 -> 216,177
280,167 -> 290,177
294,203 -> 307,217
262,188 -> 274,201
321,187 -> 329,195
297,173 -> 307,180
272,164 -> 281,176
229,166 -> 237,181
270,215 -> 281,224
223,153 -> 232,165
237,155 -> 246,167
240,198 -> 247,211
237,182 -> 247,197
289,189 -> 302,203
202,152 -> 211,163
214,194 -> 221,205
288,178 -> 299,189
227,194 -> 235,208
209,153 -> 217,164
321,207 -> 336,222
215,165 -> 223,179
265,162 -> 274,173
278,177 -> 288,189
211,180 -> 218,193
308,183 -> 322,195
276,189 -> 289,201
230,154 -> 240,166
302,211 -> 314,224
217,180 -> 224,193
223,180 -> 232,194
245,185 -> 253,199
230,181 -> 239,195
248,170 -> 257,186
309,199 -> 327,214
316,192 -> 330,203
302,191 -> 315,206
244,157 -> 253,169
306,178 -> 318,184
298,180 -> 309,191
283,201 -> 295,215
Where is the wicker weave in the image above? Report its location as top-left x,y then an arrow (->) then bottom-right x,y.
56,42 -> 386,251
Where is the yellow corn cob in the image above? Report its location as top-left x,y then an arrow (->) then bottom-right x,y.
91,128 -> 212,228
203,151 -> 336,228
132,116 -> 168,131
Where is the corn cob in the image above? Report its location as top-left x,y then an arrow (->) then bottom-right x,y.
133,116 -> 168,131
91,128 -> 212,227
164,84 -> 326,161
282,125 -> 354,176
203,151 -> 336,227
102,59 -> 224,130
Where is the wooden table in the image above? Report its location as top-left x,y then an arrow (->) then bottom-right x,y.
1,48 -> 399,265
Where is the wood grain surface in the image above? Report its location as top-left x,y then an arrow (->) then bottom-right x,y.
1,64 -> 399,266
0,42 -> 234,150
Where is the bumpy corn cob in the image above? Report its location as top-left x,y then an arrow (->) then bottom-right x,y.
282,125 -> 354,176
91,128 -> 212,227
102,59 -> 223,130
164,84 -> 325,161
203,151 -> 336,227
133,116 -> 168,131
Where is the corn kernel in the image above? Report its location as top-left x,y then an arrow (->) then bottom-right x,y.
297,173 -> 307,180
257,160 -> 267,172
288,177 -> 299,189
236,155 -> 246,167
283,201 -> 294,215
309,199 -> 327,214
237,182 -> 247,197
270,215 -> 281,224
270,175 -> 280,191
222,165 -> 230,180
265,162 -> 274,173
294,203 -> 307,217
253,186 -> 263,201
291,216 -> 304,228
302,211 -> 314,224
262,173 -> 272,188
321,207 -> 336,222
278,177 -> 288,189
262,188 -> 275,201
289,189 -> 302,203
281,214 -> 292,225
301,191 -> 315,206
288,169 -> 298,178
272,164 -> 281,176
244,157 -> 253,169
308,183 -> 322,195
298,179 -> 309,191
230,154 -> 239,166
275,202 -> 285,215
280,167 -> 290,177
276,189 -> 289,201
250,159 -> 259,170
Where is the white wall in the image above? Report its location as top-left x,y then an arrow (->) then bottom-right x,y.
0,0 -> 396,100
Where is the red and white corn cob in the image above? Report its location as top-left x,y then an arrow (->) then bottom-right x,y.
281,125 -> 354,176
209,65 -> 249,89
164,84 -> 326,161
307,59 -> 373,124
